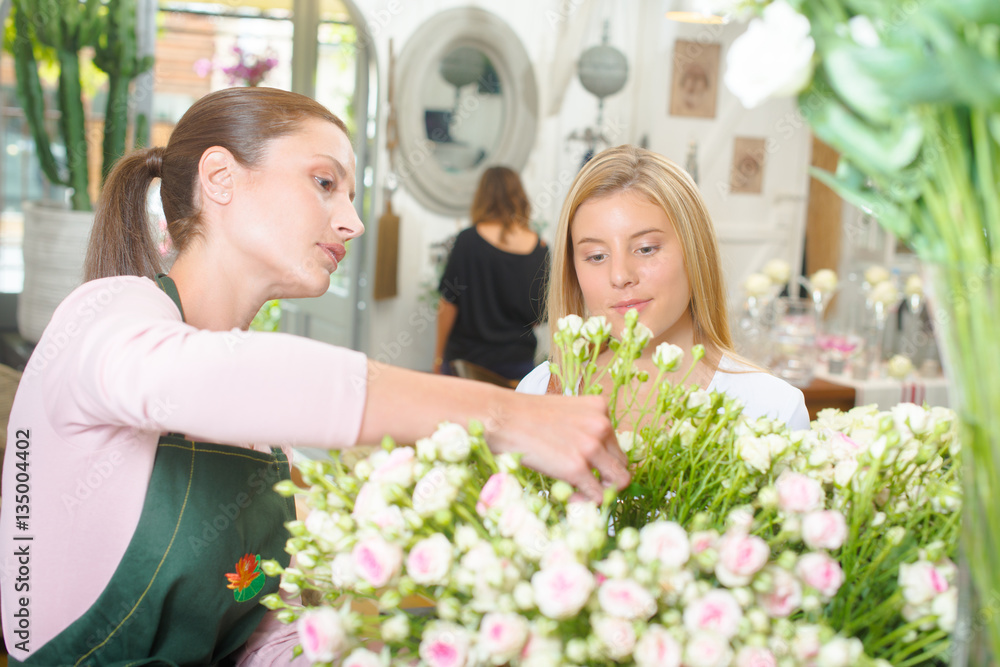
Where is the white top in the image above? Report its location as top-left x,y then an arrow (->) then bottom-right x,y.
517,355 -> 810,431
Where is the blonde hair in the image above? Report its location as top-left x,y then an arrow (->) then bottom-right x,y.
546,145 -> 734,369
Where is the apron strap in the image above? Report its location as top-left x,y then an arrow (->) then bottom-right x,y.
154,273 -> 186,323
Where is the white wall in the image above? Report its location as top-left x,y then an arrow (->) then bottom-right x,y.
354,0 -> 813,370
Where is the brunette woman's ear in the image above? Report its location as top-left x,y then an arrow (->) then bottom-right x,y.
198,146 -> 237,206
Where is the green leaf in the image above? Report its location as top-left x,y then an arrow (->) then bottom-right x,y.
802,91 -> 924,176
621,481 -> 652,498
930,0 -> 1000,25
810,165 -> 914,240
915,9 -> 1000,107
822,44 -> 897,124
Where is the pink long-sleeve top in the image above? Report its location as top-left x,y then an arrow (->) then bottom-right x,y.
0,275 -> 369,662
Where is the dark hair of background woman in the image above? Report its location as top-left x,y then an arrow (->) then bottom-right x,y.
470,166 -> 531,244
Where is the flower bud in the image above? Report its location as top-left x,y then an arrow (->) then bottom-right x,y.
273,480 -> 301,497
887,526 -> 907,545
566,638 -> 588,664
398,577 -> 416,597
275,608 -> 298,623
381,614 -> 410,643
551,481 -> 574,503
261,558 -> 284,577
437,597 -> 461,620
617,527 -> 640,551
379,590 -> 402,611
296,550 -> 317,569
354,459 -> 374,481
514,581 -> 535,610
260,593 -> 285,610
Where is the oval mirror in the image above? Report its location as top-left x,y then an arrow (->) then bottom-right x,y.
396,8 -> 538,216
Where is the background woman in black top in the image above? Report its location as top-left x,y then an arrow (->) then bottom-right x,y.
434,166 -> 549,381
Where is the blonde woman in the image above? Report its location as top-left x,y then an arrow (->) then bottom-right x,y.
517,145 -> 808,430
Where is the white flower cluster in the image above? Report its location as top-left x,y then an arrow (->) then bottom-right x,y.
271,314 -> 960,667
268,419 -> 905,667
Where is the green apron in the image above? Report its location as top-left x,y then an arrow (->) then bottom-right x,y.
13,275 -> 295,666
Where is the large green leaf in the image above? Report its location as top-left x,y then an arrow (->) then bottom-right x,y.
930,0 -> 1000,25
811,164 -> 914,241
916,9 -> 1000,107
802,90 -> 924,176
822,44 -> 897,125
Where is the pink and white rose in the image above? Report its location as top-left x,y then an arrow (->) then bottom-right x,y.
683,589 -> 743,639
899,560 -> 950,605
633,625 -> 682,667
735,646 -> 778,667
597,578 -> 658,620
541,539 -> 578,570
352,535 -> 403,588
369,446 -> 416,487
801,510 -> 848,550
816,637 -> 863,667
297,608 -> 347,663
419,622 -> 471,667
791,625 -> 822,661
796,552 -> 845,599
431,422 -> 473,463
352,481 -> 388,521
329,552 -> 357,588
531,563 -> 595,619
412,466 -> 459,517
758,566 -> 803,618
477,612 -> 529,664
498,501 -> 533,537
519,632 -> 562,666
775,471 -> 825,513
715,532 -> 769,587
638,521 -> 690,569
341,647 -> 383,667
406,533 -> 453,585
690,530 -> 719,554
684,630 -> 734,667
476,473 -> 522,517
592,614 -> 636,661
933,586 -> 958,632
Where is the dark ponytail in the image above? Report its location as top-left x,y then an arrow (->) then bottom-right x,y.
84,146 -> 165,281
84,87 -> 349,281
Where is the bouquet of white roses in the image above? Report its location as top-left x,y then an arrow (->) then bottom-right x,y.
266,313 -> 960,666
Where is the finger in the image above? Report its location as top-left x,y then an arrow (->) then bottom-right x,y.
588,444 -> 631,491
603,431 -> 628,469
571,468 -> 605,503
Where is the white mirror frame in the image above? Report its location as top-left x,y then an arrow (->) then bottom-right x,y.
395,7 -> 539,216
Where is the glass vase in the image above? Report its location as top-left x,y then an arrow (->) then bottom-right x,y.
927,263 -> 1000,666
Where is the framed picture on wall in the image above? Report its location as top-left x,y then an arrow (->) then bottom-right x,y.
730,137 -> 766,194
669,40 -> 720,119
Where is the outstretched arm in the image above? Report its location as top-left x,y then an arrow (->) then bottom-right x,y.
359,361 -> 630,502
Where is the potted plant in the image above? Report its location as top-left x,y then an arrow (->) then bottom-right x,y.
8,0 -> 153,342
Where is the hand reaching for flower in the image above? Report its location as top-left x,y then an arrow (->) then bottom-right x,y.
359,361 -> 630,503
485,391 -> 631,502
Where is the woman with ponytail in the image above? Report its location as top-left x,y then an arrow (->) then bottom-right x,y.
0,88 -> 628,664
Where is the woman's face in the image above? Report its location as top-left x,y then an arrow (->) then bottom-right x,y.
571,191 -> 693,346
233,117 -> 364,298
